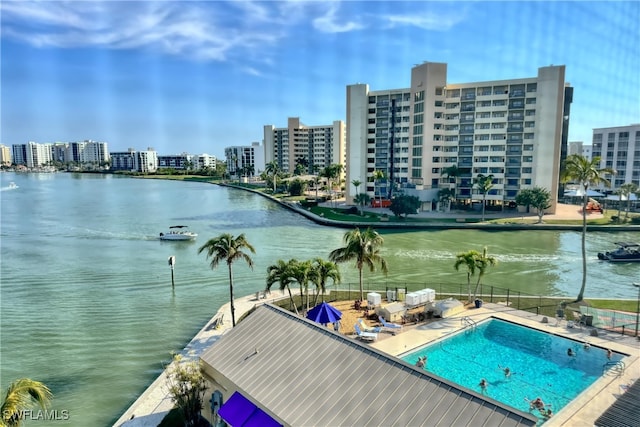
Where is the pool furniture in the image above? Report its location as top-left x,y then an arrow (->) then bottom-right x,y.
357,319 -> 381,333
378,316 -> 403,334
354,323 -> 378,342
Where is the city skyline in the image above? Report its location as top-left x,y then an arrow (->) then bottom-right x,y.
2,1 -> 639,158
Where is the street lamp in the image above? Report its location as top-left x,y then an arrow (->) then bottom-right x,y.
633,282 -> 640,338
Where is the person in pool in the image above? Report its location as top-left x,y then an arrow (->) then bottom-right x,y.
479,378 -> 488,393
415,356 -> 427,369
498,365 -> 511,377
567,348 -> 575,357
526,397 -> 547,411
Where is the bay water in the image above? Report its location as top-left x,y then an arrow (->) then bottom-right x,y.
0,172 -> 637,426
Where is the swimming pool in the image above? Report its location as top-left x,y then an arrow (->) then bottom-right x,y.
401,318 -> 624,423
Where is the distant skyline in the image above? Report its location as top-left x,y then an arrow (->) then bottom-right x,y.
2,1 -> 639,158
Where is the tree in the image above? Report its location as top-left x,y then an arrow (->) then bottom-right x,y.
454,250 -> 479,302
165,354 -> 207,427
288,259 -> 316,312
389,194 -> 420,218
560,154 -> 614,302
288,179 -> 306,196
440,164 -> 460,207
351,179 -> 362,196
329,227 -> 388,301
617,182 -> 638,222
372,170 -> 386,207
437,188 -> 456,212
1,378 -> 52,427
265,161 -> 279,193
471,247 -> 497,301
311,258 -> 341,305
198,233 -> 255,327
266,259 -> 298,315
474,174 -> 495,221
515,187 -> 552,223
354,193 -> 371,216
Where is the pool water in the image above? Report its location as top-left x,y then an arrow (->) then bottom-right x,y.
401,319 -> 623,422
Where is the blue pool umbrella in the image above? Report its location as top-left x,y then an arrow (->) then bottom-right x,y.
306,302 -> 342,325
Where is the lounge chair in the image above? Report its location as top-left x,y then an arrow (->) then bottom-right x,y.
357,318 -> 381,333
378,316 -> 403,334
354,323 -> 378,342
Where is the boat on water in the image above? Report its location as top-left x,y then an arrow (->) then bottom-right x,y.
1,182 -> 19,191
597,242 -> 640,262
159,225 -> 197,241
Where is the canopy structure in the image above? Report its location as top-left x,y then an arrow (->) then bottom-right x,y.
306,301 -> 342,325
564,189 -> 605,197
218,391 -> 282,427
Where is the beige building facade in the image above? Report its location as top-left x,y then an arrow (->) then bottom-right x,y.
346,62 -> 571,213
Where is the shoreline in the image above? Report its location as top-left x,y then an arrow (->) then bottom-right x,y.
218,182 -> 640,232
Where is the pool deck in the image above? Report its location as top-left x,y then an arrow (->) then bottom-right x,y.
114,296 -> 639,427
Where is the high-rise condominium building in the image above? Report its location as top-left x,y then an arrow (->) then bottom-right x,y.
224,142 -> 265,178
346,62 -> 571,213
0,144 -> 11,165
591,124 -> 640,189
263,117 -> 345,175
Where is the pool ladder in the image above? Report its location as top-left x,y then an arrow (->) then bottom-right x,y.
461,316 -> 477,329
602,360 -> 625,377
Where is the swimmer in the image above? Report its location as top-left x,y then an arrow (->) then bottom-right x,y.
583,342 -> 590,350
498,365 -> 511,377
567,348 -> 575,357
606,349 -> 613,359
541,408 -> 553,419
415,356 -> 427,369
526,397 -> 546,411
479,378 -> 488,392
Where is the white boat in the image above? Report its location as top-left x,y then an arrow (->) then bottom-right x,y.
1,182 -> 18,191
159,225 -> 197,241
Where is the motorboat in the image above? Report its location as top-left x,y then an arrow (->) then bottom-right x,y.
159,225 -> 197,241
597,242 -> 640,262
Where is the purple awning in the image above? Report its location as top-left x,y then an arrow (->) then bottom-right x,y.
218,391 -> 281,427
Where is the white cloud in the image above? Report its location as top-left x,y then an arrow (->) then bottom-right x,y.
383,11 -> 465,31
312,2 -> 363,33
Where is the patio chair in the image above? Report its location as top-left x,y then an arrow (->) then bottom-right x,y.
379,316 -> 403,334
354,323 -> 378,342
357,318 -> 381,333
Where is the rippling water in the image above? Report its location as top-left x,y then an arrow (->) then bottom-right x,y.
0,172 -> 637,426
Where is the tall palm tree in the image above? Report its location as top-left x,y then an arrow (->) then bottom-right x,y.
618,182 -> 638,221
266,259 -> 298,315
561,155 -> 614,302
454,250 -> 479,302
474,174 -> 495,221
329,227 -> 388,301
311,258 -> 341,305
472,247 -> 497,301
265,161 -> 279,193
351,179 -> 362,196
198,233 -> 255,327
1,378 -> 52,427
372,170 -> 386,207
288,259 -> 317,312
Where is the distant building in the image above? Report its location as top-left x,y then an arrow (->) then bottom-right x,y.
582,144 -> 593,160
0,144 -> 11,166
11,141 -> 53,168
158,153 -> 217,171
224,142 -> 265,179
568,141 -> 584,156
591,124 -> 640,190
263,117 -> 345,175
346,62 -> 571,213
110,148 -> 158,173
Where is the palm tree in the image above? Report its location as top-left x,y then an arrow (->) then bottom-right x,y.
329,227 -> 388,301
351,179 -> 362,196
311,258 -> 341,305
265,161 -> 279,193
372,169 -> 386,207
472,247 -> 497,301
288,259 -> 316,312
198,233 -> 255,327
618,182 -> 638,222
454,250 -> 479,302
1,378 -> 52,427
266,259 -> 298,315
440,164 -> 460,199
561,155 -> 614,302
354,193 -> 371,216
474,174 -> 495,221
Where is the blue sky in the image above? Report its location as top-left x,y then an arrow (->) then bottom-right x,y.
1,1 -> 639,158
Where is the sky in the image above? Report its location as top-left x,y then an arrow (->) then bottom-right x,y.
1,1 -> 639,158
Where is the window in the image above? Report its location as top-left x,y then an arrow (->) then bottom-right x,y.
414,102 -> 424,113
523,156 -> 533,162
431,157 -> 440,163
414,90 -> 425,102
526,109 -> 536,116
435,87 -> 444,96
526,98 -> 536,105
523,144 -> 533,151
413,125 -> 423,134
414,114 -> 424,124
434,100 -> 443,107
